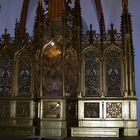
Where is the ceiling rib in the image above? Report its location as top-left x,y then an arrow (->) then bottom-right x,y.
19,0 -> 30,37
95,0 -> 106,34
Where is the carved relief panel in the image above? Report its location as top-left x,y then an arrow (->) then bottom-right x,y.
106,102 -> 122,118
42,101 -> 61,118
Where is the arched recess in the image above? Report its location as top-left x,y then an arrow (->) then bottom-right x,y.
104,46 -> 123,97
82,46 -> 101,97
42,40 -> 79,97
42,40 -> 63,97
0,46 -> 14,97
15,46 -> 34,97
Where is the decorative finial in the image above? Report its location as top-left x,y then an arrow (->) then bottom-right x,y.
24,32 -> 29,45
38,0 -> 42,5
122,0 -> 128,12
2,28 -> 10,45
4,28 -> 7,34
109,23 -> 115,43
89,24 -> 93,43
110,23 -> 114,31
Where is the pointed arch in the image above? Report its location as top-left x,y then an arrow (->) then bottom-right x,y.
82,45 -> 101,96
15,46 -> 34,97
42,40 -> 63,97
104,45 -> 123,97
0,47 -> 14,96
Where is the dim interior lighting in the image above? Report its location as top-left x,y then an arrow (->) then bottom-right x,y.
44,11 -> 48,15
51,41 -> 55,46
43,40 -> 61,58
56,103 -> 59,107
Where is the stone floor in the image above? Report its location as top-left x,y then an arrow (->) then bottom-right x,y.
0,136 -> 140,140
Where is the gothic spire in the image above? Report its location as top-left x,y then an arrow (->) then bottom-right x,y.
72,0 -> 82,52
14,19 -> 20,43
38,0 -> 42,5
33,0 -> 45,50
121,0 -> 135,96
121,0 -> 132,36
122,0 -> 128,13
73,0 -> 82,27
2,29 -> 10,46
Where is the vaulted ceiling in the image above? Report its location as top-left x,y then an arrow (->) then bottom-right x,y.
0,0 -> 139,36
0,0 -> 140,127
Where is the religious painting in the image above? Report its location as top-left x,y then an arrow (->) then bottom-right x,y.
42,40 -> 63,97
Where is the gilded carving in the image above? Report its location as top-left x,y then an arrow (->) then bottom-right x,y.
106,102 -> 122,118
43,101 -> 61,118
42,41 -> 63,97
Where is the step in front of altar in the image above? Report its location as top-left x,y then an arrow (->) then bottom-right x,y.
71,127 -> 121,137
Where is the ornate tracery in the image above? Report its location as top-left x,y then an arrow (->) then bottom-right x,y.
16,47 -> 34,97
105,48 -> 122,96
84,48 -> 100,96
0,48 -> 14,96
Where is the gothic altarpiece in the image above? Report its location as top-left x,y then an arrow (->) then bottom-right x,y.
0,0 -> 138,137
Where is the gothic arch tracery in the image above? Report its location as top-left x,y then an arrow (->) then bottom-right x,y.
0,47 -> 14,96
104,46 -> 123,97
15,46 -> 34,97
82,46 -> 101,96
42,40 -> 63,97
